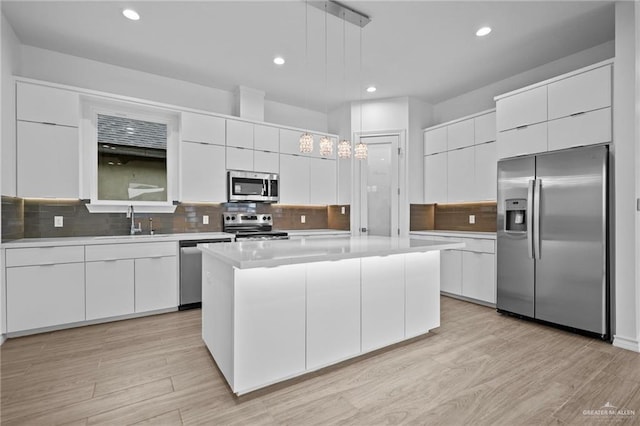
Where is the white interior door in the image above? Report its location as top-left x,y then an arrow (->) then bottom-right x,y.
359,135 -> 400,237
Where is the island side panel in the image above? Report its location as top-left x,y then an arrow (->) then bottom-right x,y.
405,251 -> 441,338
306,259 -> 361,371
233,264 -> 306,395
361,255 -> 406,353
202,254 -> 235,390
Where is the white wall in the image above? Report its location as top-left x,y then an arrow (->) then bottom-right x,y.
2,14 -> 20,196
433,41 -> 615,124
613,1 -> 640,352
264,100 -> 328,133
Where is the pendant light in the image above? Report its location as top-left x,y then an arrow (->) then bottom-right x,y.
319,5 -> 333,157
354,24 -> 368,160
337,11 -> 352,159
299,0 -> 314,154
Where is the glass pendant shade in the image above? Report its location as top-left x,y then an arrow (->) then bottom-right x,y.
338,139 -> 351,159
319,136 -> 333,156
299,132 -> 314,153
354,142 -> 368,160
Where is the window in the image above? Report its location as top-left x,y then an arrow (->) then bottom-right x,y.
83,98 -> 178,213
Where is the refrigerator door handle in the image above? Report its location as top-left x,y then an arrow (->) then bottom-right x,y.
534,178 -> 541,259
527,179 -> 535,259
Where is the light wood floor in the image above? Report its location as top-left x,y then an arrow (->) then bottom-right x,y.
2,296 -> 639,425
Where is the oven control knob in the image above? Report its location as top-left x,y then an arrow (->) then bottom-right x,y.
231,216 -> 236,220
225,216 -> 230,221
267,216 -> 272,221
262,216 -> 267,221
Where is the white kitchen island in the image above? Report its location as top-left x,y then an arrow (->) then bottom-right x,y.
199,236 -> 464,395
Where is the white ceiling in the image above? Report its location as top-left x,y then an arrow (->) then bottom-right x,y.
2,1 -> 615,112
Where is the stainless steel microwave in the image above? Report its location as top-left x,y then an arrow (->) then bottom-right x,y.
227,170 -> 279,203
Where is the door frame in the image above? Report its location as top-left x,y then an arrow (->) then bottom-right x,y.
351,129 -> 408,237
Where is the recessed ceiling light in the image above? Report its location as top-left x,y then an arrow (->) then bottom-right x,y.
366,86 -> 377,93
273,57 -> 285,66
476,26 -> 492,37
122,9 -> 140,21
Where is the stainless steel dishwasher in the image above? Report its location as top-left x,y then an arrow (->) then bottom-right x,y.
179,238 -> 231,310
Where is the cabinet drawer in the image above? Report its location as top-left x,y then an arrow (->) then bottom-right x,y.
447,119 -> 474,150
6,245 -> 85,267
85,242 -> 176,261
461,238 -> 495,254
496,86 -> 547,131
548,107 -> 611,151
474,112 -> 496,144
548,65 -> 611,120
497,122 -> 547,159
424,127 -> 448,155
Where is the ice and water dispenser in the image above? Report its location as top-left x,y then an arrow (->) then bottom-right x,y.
505,199 -> 527,233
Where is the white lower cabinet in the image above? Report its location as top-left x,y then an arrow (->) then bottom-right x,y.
234,265 -> 307,392
181,141 -> 226,202
462,252 -> 496,304
440,250 -> 462,295
6,263 -> 85,332
134,256 -> 178,312
361,256 -> 405,352
306,259 -> 360,370
86,259 -> 135,320
405,251 -> 440,337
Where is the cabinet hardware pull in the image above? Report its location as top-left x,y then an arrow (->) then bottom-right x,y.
42,122 -> 57,126
570,111 -> 586,117
516,125 -> 528,130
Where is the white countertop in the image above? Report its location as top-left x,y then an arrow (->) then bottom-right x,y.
199,236 -> 465,269
410,230 -> 496,240
1,232 -> 234,248
283,229 -> 351,236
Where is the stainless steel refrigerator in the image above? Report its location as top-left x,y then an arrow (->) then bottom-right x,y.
496,145 -> 609,339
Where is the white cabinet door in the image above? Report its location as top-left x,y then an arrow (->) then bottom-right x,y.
424,153 -> 447,203
17,82 -> 79,127
279,154 -> 310,204
447,146 -> 475,202
496,86 -> 547,131
441,250 -> 462,295
361,256 -> 405,352
306,259 -> 361,370
424,127 -> 448,155
6,263 -> 85,332
447,119 -> 474,150
496,122 -> 547,159
474,142 -> 497,201
253,150 -> 279,173
405,252 -> 440,337
226,120 -> 254,149
85,260 -> 134,320
17,121 -> 79,198
462,252 -> 496,304
180,142 -> 226,202
254,124 -> 279,152
181,112 -> 225,145
279,128 -> 304,155
234,264 -> 306,393
226,147 -> 254,171
309,158 -> 336,205
474,112 -> 497,144
548,107 -> 611,151
134,256 -> 178,312
548,65 -> 611,120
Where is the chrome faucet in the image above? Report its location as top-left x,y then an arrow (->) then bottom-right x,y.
127,205 -> 142,235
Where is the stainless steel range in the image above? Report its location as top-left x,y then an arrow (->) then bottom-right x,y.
222,213 -> 289,241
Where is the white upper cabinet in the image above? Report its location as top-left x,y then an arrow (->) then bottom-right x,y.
547,65 -> 611,120
548,107 -> 611,151
180,141 -> 226,202
447,119 -> 474,150
17,82 -> 79,127
496,86 -> 547,131
226,146 -> 254,171
181,112 -> 225,145
17,121 -> 80,198
424,126 -> 448,155
254,150 -> 279,173
309,158 -> 336,205
474,112 -> 497,144
447,147 -> 475,203
497,122 -> 548,159
279,154 -> 310,204
424,152 -> 447,203
226,120 -> 254,149
254,124 -> 279,152
474,142 -> 497,201
279,128 -> 303,155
